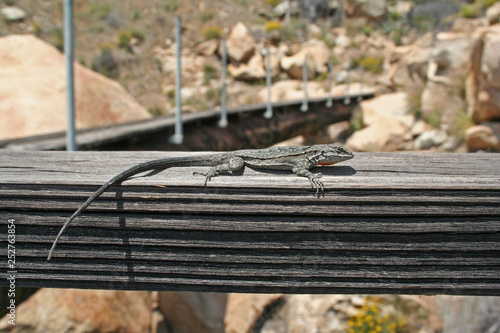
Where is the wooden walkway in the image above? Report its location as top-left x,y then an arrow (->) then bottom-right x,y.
0,94 -> 372,152
0,151 -> 499,295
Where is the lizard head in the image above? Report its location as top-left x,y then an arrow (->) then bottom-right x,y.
312,144 -> 353,166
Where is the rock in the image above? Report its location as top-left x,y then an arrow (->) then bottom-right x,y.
346,0 -> 386,20
429,32 -> 473,79
274,1 -> 289,17
347,120 -> 409,152
196,39 -> 219,56
387,45 -> 431,87
327,121 -> 352,143
258,80 -> 327,102
301,39 -> 331,73
411,120 -> 434,137
347,92 -> 414,152
1,6 -> 27,22
0,35 -> 151,141
226,22 -> 256,63
414,129 -> 448,150
228,51 -> 266,81
159,292 -> 227,333
0,289 -> 152,332
465,122 -> 500,151
420,80 -> 464,130
361,92 -> 413,127
466,25 -> 500,123
486,2 -> 500,25
392,1 -> 413,16
308,24 -> 322,38
451,18 -> 487,33
225,294 -> 283,333
280,50 -> 317,80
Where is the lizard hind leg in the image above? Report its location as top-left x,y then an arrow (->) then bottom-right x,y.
193,157 -> 245,186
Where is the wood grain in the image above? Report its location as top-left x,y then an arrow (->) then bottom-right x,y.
0,151 -> 499,295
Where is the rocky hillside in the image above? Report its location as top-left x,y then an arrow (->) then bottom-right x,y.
1,0 -> 500,151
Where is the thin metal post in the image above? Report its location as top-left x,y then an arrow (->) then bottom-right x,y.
285,0 -> 291,24
264,47 -> 273,119
344,65 -> 351,105
218,38 -> 228,127
64,0 -> 76,151
358,67 -> 365,102
301,54 -> 308,112
170,16 -> 183,144
326,58 -> 333,107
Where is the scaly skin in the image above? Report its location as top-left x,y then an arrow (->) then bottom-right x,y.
47,144 -> 353,260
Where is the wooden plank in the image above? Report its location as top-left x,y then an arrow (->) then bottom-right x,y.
0,151 -> 499,295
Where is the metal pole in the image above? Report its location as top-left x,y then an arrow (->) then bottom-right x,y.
218,38 -> 228,127
170,16 -> 183,144
264,47 -> 273,119
358,67 -> 365,102
344,65 -> 351,105
326,58 -> 333,107
301,54 -> 308,112
64,0 -> 76,151
285,0 -> 291,24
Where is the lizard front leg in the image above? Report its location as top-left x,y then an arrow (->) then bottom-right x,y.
292,165 -> 324,197
193,157 -> 246,186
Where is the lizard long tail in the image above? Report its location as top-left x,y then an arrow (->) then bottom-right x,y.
47,154 -> 225,260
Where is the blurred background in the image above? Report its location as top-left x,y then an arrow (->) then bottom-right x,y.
1,0 -> 500,332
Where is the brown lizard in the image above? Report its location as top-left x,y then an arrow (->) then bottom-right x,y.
47,144 -> 353,260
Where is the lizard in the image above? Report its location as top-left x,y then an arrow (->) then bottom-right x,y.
47,144 -> 353,260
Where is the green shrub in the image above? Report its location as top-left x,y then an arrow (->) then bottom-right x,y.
50,28 -> 64,52
203,65 -> 218,84
205,87 -> 222,104
348,297 -> 408,333
32,23 -> 42,36
461,4 -> 481,18
351,56 -> 384,74
266,0 -> 281,6
117,31 -> 132,49
93,3 -> 113,20
91,44 -> 119,78
148,105 -> 164,116
360,57 -> 384,74
130,29 -> 145,42
164,1 -> 178,12
450,108 -> 475,140
203,26 -> 222,40
475,0 -> 500,8
200,11 -> 214,23
264,21 -> 283,32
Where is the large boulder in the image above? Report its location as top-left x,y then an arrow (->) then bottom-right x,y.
300,39 -> 331,74
0,35 -> 151,141
386,45 -> 432,87
466,25 -> 500,123
228,51 -> 266,81
0,289 -> 152,332
226,22 -> 256,63
225,294 -> 283,333
345,0 -> 386,20
159,292 -> 227,333
486,2 -> 500,25
280,50 -> 317,80
347,92 -> 414,152
465,122 -> 500,151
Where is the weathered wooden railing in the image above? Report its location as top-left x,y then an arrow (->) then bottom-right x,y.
0,151 -> 499,295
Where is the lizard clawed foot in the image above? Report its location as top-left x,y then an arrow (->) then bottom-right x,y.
193,170 -> 220,186
308,173 -> 324,198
